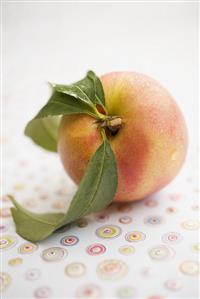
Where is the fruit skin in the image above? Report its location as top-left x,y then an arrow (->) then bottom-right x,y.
58,72 -> 188,202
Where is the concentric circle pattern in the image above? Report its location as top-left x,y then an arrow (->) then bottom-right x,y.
34,286 -> 52,298
119,216 -> 132,224
60,235 -> 79,246
2,191 -> 199,297
179,261 -> 199,276
18,242 -> 38,254
65,263 -> 86,278
0,224 -> 9,233
95,214 -> 109,223
41,247 -> 67,262
144,216 -> 163,225
97,260 -> 128,280
86,244 -> 106,256
8,258 -> 23,266
125,231 -> 146,242
181,220 -> 200,230
76,284 -> 102,298
164,279 -> 182,291
0,235 -> 17,250
119,245 -> 135,255
148,245 -> 175,261
162,232 -> 183,245
25,269 -> 41,281
96,225 -> 121,239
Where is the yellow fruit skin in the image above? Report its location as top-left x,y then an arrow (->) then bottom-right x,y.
58,72 -> 188,202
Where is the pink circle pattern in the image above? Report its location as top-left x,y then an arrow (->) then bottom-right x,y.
2,151 -> 198,298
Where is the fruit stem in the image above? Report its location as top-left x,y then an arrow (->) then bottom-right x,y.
98,116 -> 122,136
93,107 -> 107,121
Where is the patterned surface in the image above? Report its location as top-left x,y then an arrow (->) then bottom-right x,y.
2,2 -> 198,298
1,141 -> 199,298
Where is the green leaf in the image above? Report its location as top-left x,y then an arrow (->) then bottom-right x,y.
87,70 -> 105,106
9,195 -> 64,242
35,90 -> 98,119
53,70 -> 105,109
10,132 -> 118,242
24,71 -> 106,152
56,133 -> 117,227
25,116 -> 60,152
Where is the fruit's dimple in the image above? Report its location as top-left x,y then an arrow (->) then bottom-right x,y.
58,71 -> 187,202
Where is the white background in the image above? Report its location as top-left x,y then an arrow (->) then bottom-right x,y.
2,2 -> 199,299
3,1 -> 198,150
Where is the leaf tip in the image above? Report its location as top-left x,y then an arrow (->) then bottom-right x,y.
47,82 -> 56,89
87,70 -> 95,77
7,194 -> 16,205
24,120 -> 31,137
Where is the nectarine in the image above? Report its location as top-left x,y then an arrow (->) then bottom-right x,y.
58,72 -> 187,202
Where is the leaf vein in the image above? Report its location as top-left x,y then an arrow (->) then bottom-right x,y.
77,140 -> 106,218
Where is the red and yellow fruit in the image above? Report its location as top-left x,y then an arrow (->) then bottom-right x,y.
58,72 -> 188,202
